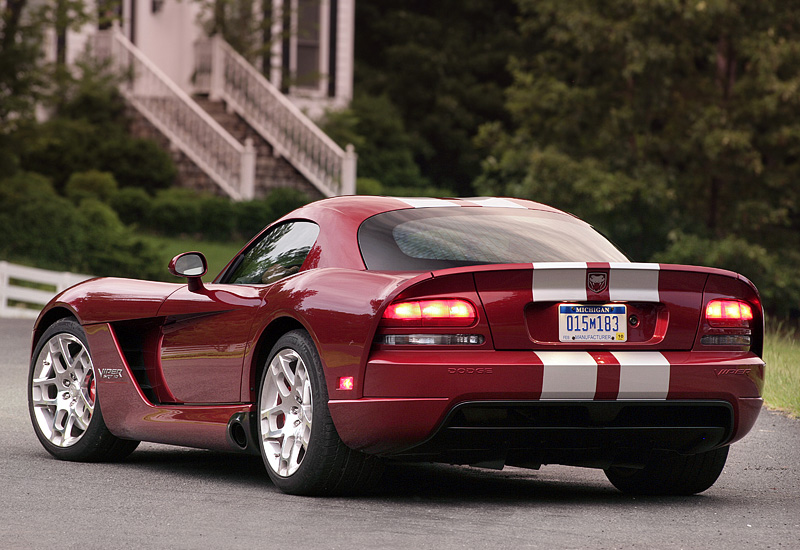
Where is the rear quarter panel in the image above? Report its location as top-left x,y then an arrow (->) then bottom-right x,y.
241,267 -> 426,402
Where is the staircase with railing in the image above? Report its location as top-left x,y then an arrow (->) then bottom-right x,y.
93,28 -> 256,201
93,28 -> 355,201
195,36 -> 356,198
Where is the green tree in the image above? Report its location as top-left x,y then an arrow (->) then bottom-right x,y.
476,0 -> 800,313
0,0 -> 43,173
323,93 -> 428,190
354,0 -> 523,194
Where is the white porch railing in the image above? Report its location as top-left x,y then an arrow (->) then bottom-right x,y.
196,36 -> 357,197
0,261 -> 93,319
94,28 -> 256,201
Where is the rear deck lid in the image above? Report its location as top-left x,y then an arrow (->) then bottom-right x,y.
473,262 -> 707,350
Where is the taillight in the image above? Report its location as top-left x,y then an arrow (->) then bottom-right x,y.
705,299 -> 753,327
382,299 -> 477,327
701,299 -> 753,347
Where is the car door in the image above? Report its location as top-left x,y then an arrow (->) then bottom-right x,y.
156,220 -> 321,404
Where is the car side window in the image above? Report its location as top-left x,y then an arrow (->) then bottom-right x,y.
226,221 -> 320,285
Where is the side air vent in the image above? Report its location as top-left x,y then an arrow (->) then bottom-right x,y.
112,322 -> 159,404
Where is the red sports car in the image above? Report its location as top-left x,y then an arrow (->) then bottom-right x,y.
28,196 -> 765,495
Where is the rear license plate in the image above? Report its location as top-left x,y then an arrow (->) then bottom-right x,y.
558,304 -> 627,342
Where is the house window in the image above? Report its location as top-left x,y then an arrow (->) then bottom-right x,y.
289,0 -> 328,95
296,0 -> 321,89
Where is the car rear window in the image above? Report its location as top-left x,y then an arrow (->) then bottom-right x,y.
358,207 -> 628,271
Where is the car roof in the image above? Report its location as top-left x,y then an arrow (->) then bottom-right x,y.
286,196 -> 569,225
227,196 -> 579,275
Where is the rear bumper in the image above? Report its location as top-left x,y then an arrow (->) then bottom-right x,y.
328,350 -> 764,459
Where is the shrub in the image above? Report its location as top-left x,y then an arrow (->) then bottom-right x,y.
0,172 -> 160,279
323,94 -> 430,190
18,118 -> 100,191
74,198 -> 161,279
97,137 -> 177,192
198,195 -> 235,241
65,170 -> 118,203
0,172 -> 83,268
265,187 -> 310,220
233,199 -> 273,239
110,187 -> 153,225
146,188 -> 203,235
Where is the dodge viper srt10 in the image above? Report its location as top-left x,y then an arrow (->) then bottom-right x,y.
28,196 -> 765,495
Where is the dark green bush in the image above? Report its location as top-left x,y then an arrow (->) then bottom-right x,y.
65,170 -> 118,203
74,198 -> 161,279
110,187 -> 153,226
323,94 -> 429,190
18,118 -> 100,191
0,172 -> 83,269
198,195 -> 235,241
264,187 -> 310,220
146,188 -> 204,235
97,137 -> 176,192
58,75 -> 128,128
233,199 -> 273,240
16,75 -> 176,194
0,172 -> 160,279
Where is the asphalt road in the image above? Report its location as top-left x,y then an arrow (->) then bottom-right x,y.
1,317 -> 798,549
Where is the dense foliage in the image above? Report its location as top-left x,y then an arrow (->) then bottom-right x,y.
15,70 -> 177,192
0,172 -> 163,279
472,0 -> 800,316
326,0 -> 522,195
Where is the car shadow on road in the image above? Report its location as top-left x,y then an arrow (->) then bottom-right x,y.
121,445 -> 272,488
375,461 -> 694,504
116,445 -> 731,505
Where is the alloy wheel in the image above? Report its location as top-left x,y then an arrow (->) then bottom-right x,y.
30,333 -> 95,448
259,348 -> 313,477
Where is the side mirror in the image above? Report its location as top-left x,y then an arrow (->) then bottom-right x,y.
169,252 -> 208,292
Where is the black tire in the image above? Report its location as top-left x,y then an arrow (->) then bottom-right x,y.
28,318 -> 139,462
256,329 -> 384,495
605,446 -> 729,495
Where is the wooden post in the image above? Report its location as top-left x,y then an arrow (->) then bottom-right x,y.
0,261 -> 8,318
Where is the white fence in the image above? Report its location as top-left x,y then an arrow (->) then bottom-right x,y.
0,262 -> 93,319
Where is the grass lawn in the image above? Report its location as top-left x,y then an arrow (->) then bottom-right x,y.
140,234 -> 244,282
763,328 -> 800,417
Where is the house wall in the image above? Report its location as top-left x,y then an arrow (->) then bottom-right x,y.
122,0 -> 205,93
36,0 -> 354,116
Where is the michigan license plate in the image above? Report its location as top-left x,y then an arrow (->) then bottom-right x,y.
558,304 -> 627,342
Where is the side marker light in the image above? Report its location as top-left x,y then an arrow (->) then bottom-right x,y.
338,377 -> 354,391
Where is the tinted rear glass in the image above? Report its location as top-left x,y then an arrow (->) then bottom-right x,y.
358,208 -> 628,271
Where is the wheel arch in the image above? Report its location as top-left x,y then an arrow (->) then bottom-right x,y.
246,316 -> 308,403
32,306 -> 79,354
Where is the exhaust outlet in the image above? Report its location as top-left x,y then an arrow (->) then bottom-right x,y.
226,412 -> 260,455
